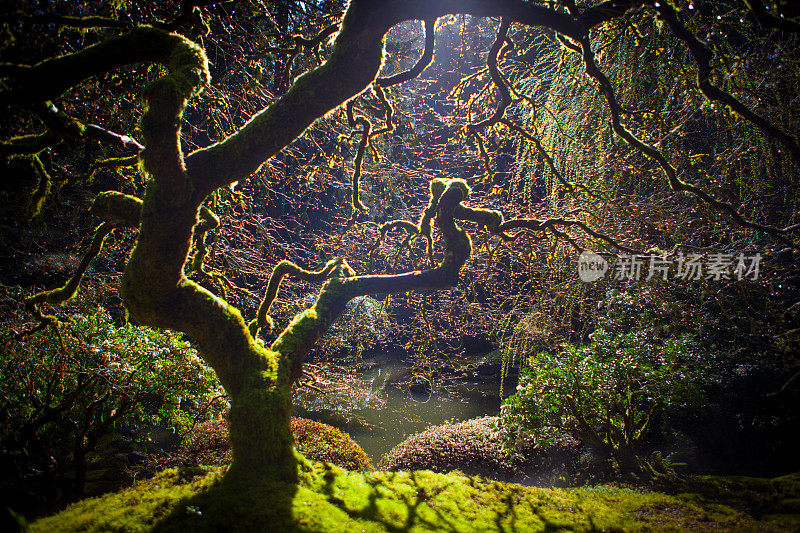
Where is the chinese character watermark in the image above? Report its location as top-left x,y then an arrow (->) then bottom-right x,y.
578,251 -> 762,283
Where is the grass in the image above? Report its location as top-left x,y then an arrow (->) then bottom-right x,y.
29,460 -> 800,532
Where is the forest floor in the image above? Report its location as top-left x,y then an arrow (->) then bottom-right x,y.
29,461 -> 800,532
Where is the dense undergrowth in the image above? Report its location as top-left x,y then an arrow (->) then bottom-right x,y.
499,289 -> 800,480
29,461 -> 800,532
0,308 -> 225,522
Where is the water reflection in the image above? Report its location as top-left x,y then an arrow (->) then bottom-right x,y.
294,354 -> 513,463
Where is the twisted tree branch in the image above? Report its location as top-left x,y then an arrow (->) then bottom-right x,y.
655,3 -> 800,167
578,34 -> 796,247
376,18 -> 437,87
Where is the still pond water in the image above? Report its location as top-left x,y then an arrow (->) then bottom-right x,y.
296,354 -> 515,462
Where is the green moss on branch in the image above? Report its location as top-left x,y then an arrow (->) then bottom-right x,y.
26,156 -> 52,218
249,258 -> 350,338
0,131 -> 60,158
188,206 -> 221,276
0,26 -> 208,106
91,190 -> 143,228
25,222 -> 114,326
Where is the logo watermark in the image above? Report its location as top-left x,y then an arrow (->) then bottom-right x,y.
578,252 -> 762,282
578,251 -> 609,282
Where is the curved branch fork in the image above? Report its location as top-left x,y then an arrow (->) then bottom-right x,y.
265,177 -> 631,388
268,178 -> 473,380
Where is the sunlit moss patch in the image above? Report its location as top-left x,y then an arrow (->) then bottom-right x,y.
31,462 -> 799,532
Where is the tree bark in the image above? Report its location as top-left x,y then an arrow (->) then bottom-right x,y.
0,0 -> 640,484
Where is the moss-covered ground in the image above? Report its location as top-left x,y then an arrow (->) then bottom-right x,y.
30,461 -> 799,532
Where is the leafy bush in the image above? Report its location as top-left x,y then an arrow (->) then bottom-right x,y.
174,419 -> 232,469
0,311 -> 224,511
379,416 -> 580,485
499,290 -> 710,478
380,417 -> 514,475
291,417 -> 372,471
137,416 -> 372,475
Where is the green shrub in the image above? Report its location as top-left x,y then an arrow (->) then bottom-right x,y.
380,417 -> 513,475
177,419 -> 233,469
379,416 -> 580,485
0,311 -> 224,509
499,290 -> 710,478
291,417 -> 372,471
139,417 -> 372,474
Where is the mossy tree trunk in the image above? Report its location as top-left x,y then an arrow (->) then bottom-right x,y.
0,0 -> 644,484
113,1 -> 576,484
